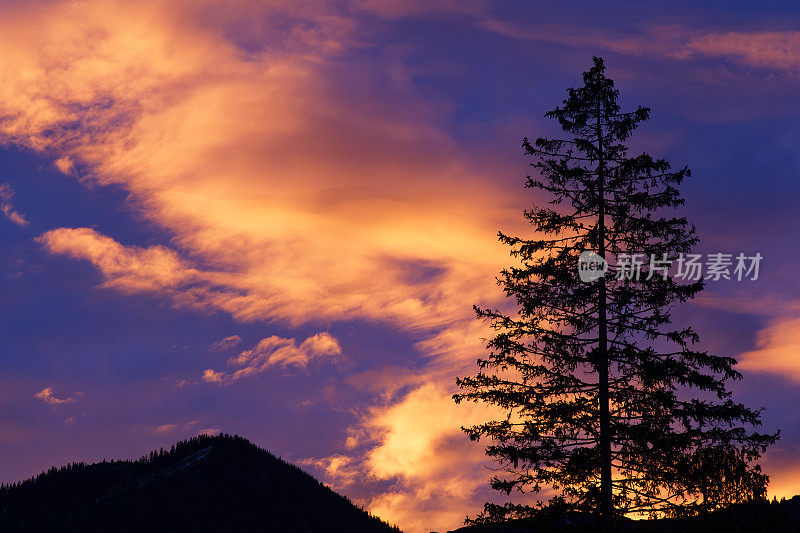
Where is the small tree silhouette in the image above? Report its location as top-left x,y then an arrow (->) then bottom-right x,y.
455,57 -> 778,527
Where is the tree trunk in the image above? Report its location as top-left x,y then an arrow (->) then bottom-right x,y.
597,100 -> 613,527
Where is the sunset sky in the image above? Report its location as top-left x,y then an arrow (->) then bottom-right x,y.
1,1 -> 800,531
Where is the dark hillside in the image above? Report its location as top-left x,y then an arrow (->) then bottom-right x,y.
0,434 -> 399,533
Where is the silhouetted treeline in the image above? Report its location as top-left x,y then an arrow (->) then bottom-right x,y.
0,434 -> 400,533
447,496 -> 800,533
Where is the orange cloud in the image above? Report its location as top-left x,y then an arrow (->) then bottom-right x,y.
0,0 -> 512,325
54,156 -> 75,175
204,332 -> 342,384
305,379 -> 506,532
739,316 -> 800,381
34,387 -> 75,406
299,454 -> 359,487
208,335 -> 242,352
681,31 -> 800,72
154,420 -> 204,433
37,227 -> 198,294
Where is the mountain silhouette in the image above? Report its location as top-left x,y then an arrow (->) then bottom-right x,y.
0,434 -> 400,533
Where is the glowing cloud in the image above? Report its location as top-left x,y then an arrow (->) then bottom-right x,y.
739,316 -> 800,381
37,227 -> 198,294
308,381 -> 503,532
204,332 -> 343,384
34,387 -> 75,406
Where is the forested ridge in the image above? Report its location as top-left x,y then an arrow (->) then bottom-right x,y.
0,434 -> 399,533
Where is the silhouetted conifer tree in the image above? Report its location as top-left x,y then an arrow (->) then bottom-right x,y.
455,57 -> 778,526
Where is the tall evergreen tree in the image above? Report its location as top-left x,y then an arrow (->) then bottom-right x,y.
454,57 -> 778,525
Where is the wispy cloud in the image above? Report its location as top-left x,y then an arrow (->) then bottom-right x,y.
37,227 -> 198,294
153,420 -> 201,433
0,183 -> 28,226
680,31 -> 800,72
208,335 -> 242,352
480,19 -> 800,74
204,332 -> 343,384
739,316 -> 800,381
